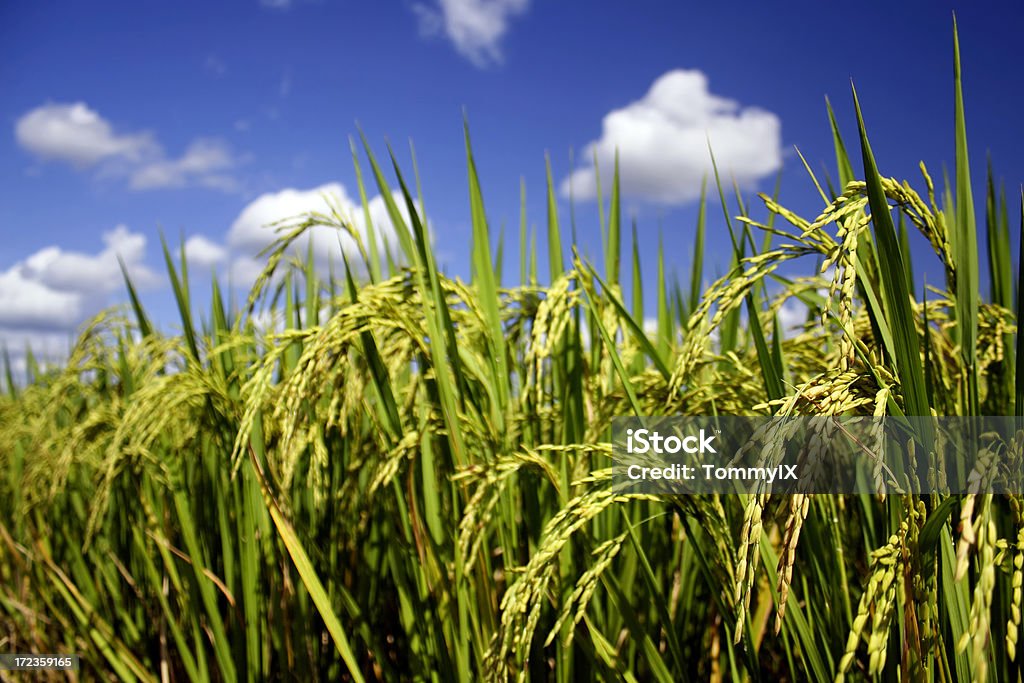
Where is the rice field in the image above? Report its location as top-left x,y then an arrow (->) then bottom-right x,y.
2,24 -> 1023,682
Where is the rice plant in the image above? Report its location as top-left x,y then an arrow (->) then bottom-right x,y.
2,21 -> 1023,682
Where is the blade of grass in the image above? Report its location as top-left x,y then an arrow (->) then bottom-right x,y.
689,178 -> 707,315
852,85 -> 930,421
606,152 -> 621,286
952,16 -> 980,416
247,446 -> 365,682
546,155 -> 564,282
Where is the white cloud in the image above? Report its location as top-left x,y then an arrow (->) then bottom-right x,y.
152,183 -> 422,291
184,235 -> 228,268
228,256 -> 266,289
0,225 -> 157,333
413,0 -> 529,67
261,0 -> 291,7
777,299 -> 809,336
21,225 -> 156,295
562,70 -> 782,205
129,138 -> 239,191
226,183 -> 408,281
0,269 -> 82,331
15,102 -> 243,192
15,103 -> 157,168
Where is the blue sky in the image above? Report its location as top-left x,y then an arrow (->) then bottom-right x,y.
2,0 -> 1023,371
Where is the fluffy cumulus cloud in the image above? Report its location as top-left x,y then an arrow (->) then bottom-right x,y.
413,0 -> 529,67
129,138 -> 239,191
562,70 -> 782,205
183,235 -> 228,269
0,269 -> 82,332
15,103 -> 242,192
15,102 -> 157,168
0,226 -> 158,336
195,183 -> 415,288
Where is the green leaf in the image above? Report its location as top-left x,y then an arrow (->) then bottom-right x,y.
546,155 -> 564,282
161,233 -> 200,362
952,16 -> 980,415
464,120 -> 509,432
606,152 -> 622,285
247,446 -> 366,682
826,95 -> 856,190
852,86 -> 930,422
689,178 -> 707,315
118,257 -> 153,338
586,262 -> 671,381
919,497 -> 958,557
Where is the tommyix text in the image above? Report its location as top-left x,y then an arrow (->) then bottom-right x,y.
625,462 -> 799,483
